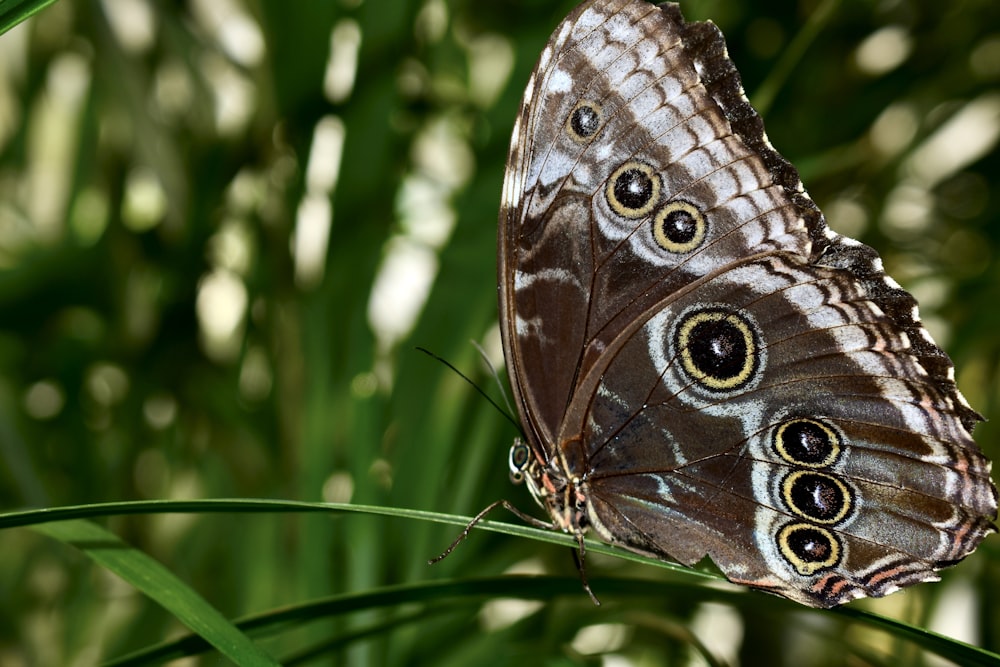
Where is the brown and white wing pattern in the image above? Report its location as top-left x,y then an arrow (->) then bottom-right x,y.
497,0 -> 996,607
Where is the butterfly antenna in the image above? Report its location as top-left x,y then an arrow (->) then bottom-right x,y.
416,345 -> 521,433
470,339 -> 518,421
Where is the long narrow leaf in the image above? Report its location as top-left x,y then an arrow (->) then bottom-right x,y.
0,0 -> 61,36
31,520 -> 281,667
12,500 -> 1000,666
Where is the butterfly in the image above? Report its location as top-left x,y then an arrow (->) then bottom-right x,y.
492,0 -> 996,607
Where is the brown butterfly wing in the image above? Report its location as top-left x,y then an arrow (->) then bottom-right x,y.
573,253 -> 995,606
499,0 -> 809,452
498,0 -> 996,607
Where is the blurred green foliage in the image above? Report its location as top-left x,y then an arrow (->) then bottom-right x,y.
0,0 -> 998,664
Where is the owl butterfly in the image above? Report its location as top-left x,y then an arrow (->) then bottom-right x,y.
495,0 -> 997,607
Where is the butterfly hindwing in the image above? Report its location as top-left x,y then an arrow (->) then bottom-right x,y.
577,253 -> 994,606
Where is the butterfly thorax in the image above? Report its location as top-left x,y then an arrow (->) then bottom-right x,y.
509,439 -> 590,535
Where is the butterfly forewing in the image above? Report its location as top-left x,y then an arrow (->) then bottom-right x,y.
501,0 -> 808,448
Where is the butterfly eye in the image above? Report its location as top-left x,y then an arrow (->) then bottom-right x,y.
673,307 -> 761,392
773,418 -> 842,467
566,100 -> 603,141
652,200 -> 707,253
508,440 -> 532,484
606,162 -> 661,218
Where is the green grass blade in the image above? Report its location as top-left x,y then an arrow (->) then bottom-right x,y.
750,0 -> 841,116
834,605 -> 1000,667
31,520 -> 281,667
102,574 -> 1000,667
9,500 -> 999,666
0,0 -> 60,36
0,498 -> 712,578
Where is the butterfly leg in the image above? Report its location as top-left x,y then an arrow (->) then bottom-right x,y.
428,499 -> 603,606
428,499 -> 552,564
572,531 -> 601,606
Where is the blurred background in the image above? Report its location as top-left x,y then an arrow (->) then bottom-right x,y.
0,0 -> 998,664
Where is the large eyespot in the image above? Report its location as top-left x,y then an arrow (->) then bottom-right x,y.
781,471 -> 854,524
773,418 -> 842,468
606,162 -> 660,218
652,200 -> 707,253
508,439 -> 531,484
566,100 -> 602,141
777,523 -> 842,576
674,307 -> 761,392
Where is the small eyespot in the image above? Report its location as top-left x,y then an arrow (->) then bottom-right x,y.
773,418 -> 842,468
652,200 -> 707,253
606,162 -> 660,218
777,523 -> 842,576
566,101 -> 602,141
781,471 -> 854,525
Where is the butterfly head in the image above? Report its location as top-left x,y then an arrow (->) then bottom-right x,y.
509,438 -> 590,536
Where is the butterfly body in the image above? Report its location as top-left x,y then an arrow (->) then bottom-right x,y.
498,0 -> 996,607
